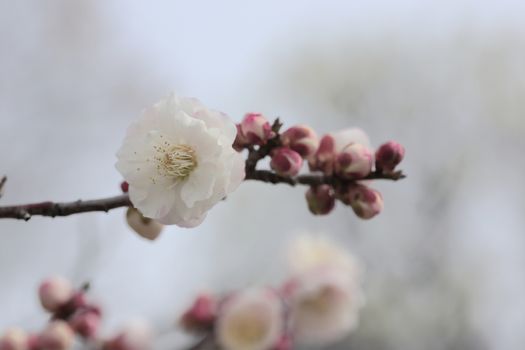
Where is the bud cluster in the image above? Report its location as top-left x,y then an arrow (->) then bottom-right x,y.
179,235 -> 363,350
0,277 -> 152,350
233,112 -> 405,220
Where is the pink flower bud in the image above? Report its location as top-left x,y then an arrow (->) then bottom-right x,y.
37,321 -> 74,350
69,310 -> 100,339
180,294 -> 217,333
233,124 -> 250,151
0,328 -> 29,350
339,185 -> 383,219
308,134 -> 336,175
120,181 -> 129,193
281,125 -> 319,159
239,113 -> 275,145
104,321 -> 152,350
305,185 -> 335,215
38,276 -> 74,313
335,143 -> 373,179
126,208 -> 163,241
270,147 -> 303,176
375,141 -> 405,173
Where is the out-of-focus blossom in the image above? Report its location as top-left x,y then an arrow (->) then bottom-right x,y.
270,147 -> 303,176
238,113 -> 275,145
338,184 -> 383,219
38,276 -> 74,313
335,143 -> 373,179
37,321 -> 75,350
180,293 -> 217,333
305,185 -> 335,215
375,141 -> 405,173
281,125 -> 319,159
216,288 -> 284,350
125,208 -> 163,241
286,266 -> 364,346
0,328 -> 28,350
116,93 -> 245,227
104,320 -> 153,350
287,235 -> 361,276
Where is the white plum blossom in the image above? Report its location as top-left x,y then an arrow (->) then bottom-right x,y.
285,235 -> 364,346
116,94 -> 245,227
216,288 -> 283,350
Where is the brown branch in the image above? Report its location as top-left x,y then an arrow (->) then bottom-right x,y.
0,194 -> 131,221
0,168 -> 405,221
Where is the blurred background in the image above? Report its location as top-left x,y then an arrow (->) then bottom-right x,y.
1,0 -> 524,349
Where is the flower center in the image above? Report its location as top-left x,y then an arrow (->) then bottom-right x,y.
153,143 -> 197,180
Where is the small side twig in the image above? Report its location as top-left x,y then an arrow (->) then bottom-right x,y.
0,176 -> 6,199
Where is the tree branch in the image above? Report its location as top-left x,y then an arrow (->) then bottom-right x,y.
0,195 -> 131,221
0,168 -> 404,221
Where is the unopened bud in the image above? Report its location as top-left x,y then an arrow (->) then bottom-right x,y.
233,124 -> 250,151
239,113 -> 275,145
339,185 -> 383,219
180,294 -> 217,333
37,321 -> 74,350
126,208 -> 163,241
0,328 -> 28,350
70,310 -> 100,339
335,143 -> 373,179
281,125 -> 319,159
39,276 -> 74,313
120,181 -> 129,193
375,141 -> 405,173
270,147 -> 303,176
305,185 -> 335,215
104,321 -> 152,350
309,135 -> 336,175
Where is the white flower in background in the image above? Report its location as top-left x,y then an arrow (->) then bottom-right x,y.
116,94 -> 245,227
287,235 -> 361,276
285,235 -> 364,346
217,288 -> 283,350
0,328 -> 28,350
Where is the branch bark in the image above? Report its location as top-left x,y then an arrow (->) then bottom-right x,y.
0,195 -> 130,221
